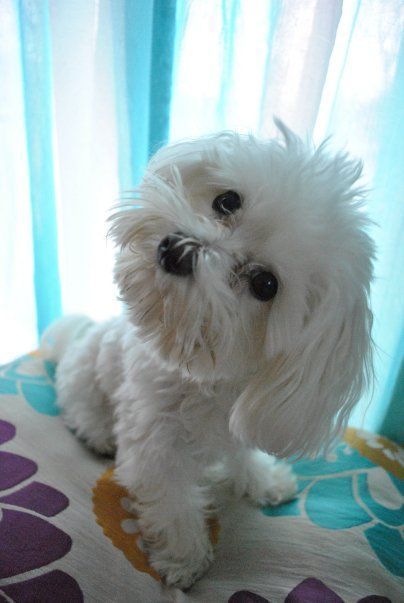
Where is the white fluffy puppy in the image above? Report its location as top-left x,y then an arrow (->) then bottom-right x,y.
42,122 -> 374,588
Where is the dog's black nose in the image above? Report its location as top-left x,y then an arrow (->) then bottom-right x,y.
157,233 -> 198,276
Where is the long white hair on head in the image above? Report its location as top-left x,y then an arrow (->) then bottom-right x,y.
108,143 -> 246,379
229,122 -> 375,459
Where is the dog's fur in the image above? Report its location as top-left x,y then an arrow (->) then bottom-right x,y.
42,122 -> 374,588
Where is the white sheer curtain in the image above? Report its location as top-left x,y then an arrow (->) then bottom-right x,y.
169,0 -> 404,433
0,1 -> 37,361
49,0 -> 120,322
0,0 -> 121,364
1,0 -> 403,436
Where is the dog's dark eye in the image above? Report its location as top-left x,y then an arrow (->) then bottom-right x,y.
212,191 -> 242,215
249,270 -> 278,301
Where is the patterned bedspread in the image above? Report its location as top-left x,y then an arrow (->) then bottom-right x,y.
0,353 -> 403,602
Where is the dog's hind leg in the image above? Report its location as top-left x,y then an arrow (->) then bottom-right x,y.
54,323 -> 116,455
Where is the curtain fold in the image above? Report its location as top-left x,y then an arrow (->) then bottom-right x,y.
113,1 -> 154,191
113,0 -> 177,192
49,0 -> 120,323
17,0 -> 62,335
0,0 -> 37,362
259,0 -> 343,137
313,1 -> 404,440
149,0 -> 177,157
0,0 -> 402,440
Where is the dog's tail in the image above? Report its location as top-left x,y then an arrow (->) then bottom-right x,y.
40,315 -> 94,363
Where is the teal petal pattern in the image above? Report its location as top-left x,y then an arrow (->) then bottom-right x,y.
365,524 -> 404,577
0,378 -> 18,395
21,383 -> 58,416
357,473 -> 403,527
293,444 -> 375,476
262,441 -> 404,577
263,480 -> 312,518
305,476 -> 371,529
3,356 -> 49,382
44,360 -> 56,382
389,473 -> 404,496
262,497 -> 300,518
0,355 -> 58,416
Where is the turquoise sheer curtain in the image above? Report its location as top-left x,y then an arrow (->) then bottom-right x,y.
17,0 -> 62,335
113,0 -> 177,190
0,0 -> 402,441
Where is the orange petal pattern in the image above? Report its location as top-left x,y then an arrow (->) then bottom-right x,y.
92,468 -> 219,581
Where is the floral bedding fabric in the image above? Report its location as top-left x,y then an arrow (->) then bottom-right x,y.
0,353 -> 403,603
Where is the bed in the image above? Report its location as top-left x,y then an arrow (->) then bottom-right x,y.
0,352 -> 402,602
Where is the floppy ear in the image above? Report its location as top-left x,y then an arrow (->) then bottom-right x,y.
229,278 -> 373,458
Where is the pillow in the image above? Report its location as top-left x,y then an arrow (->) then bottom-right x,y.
0,353 -> 402,602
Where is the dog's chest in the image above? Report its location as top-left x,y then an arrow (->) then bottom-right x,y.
178,384 -> 239,460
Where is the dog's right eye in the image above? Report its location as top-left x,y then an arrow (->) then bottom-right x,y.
212,191 -> 242,215
249,270 -> 278,301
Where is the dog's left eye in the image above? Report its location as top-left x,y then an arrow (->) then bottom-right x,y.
249,270 -> 278,301
212,191 -> 242,215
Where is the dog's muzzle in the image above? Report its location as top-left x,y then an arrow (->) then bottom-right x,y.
157,233 -> 199,277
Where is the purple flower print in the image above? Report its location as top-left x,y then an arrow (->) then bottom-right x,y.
1,570 -> 82,603
0,509 -> 72,578
285,578 -> 344,602
229,591 -> 271,602
0,451 -> 37,490
228,578 -> 392,603
0,419 -> 83,601
0,419 -> 15,444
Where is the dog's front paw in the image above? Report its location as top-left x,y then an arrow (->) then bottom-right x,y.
149,541 -> 214,589
246,456 -> 297,507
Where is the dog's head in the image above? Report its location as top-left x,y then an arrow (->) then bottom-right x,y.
110,121 -> 374,458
